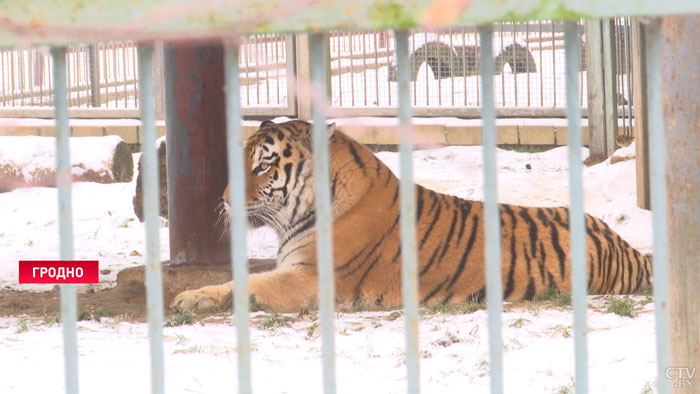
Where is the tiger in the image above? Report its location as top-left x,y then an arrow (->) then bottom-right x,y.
170,119 -> 653,313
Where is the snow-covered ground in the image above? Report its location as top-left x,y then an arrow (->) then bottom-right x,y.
0,299 -> 657,394
0,135 -> 656,393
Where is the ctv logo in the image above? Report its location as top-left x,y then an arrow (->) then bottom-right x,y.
18,260 -> 99,284
665,367 -> 696,389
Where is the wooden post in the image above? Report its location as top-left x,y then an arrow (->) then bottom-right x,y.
164,42 -> 230,266
153,42 -> 165,121
585,19 -> 618,158
630,19 -> 650,210
295,34 -> 312,120
661,15 -> 700,393
88,44 -> 101,107
600,19 -> 618,153
294,33 -> 331,120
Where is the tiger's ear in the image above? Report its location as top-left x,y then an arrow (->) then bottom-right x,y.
327,122 -> 337,138
260,120 -> 276,128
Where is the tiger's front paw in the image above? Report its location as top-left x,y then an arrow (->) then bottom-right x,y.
170,285 -> 230,312
170,290 -> 217,312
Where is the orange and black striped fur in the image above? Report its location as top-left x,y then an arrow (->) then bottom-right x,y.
170,119 -> 653,313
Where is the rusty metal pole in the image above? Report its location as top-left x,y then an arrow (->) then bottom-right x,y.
164,42 -> 230,266
661,16 -> 700,393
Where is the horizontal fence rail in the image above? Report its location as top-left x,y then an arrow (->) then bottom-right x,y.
41,14 -> 675,394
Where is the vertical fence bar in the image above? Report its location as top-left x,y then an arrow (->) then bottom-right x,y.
39,51 -> 45,106
244,38 -> 251,106
264,37 -> 270,105
350,32 -> 356,106
624,18 -> 633,135
449,28 -> 454,106
564,22 -> 589,394
274,35 -> 281,105
539,23 -> 543,106
513,23 -> 518,106
476,30 -> 480,107
71,49 -> 79,107
285,35 -> 295,111
526,22 -> 531,106
29,50 -> 36,105
436,29 -> 442,106
478,26 -> 503,394
374,33 -> 380,105
411,34 -> 417,105
224,43 -> 252,394
2,51 -> 6,106
499,24 -> 505,106
309,32 -> 337,394
362,32 -> 368,106
425,32 -> 431,105
551,23 -> 557,107
644,18 -> 670,394
101,45 -> 108,106
462,28 -> 467,106
20,49 -> 26,105
579,22 -> 584,107
386,32 -> 392,106
122,43 -> 129,108
395,29 -> 420,394
132,43 -> 139,108
137,44 -> 165,394
51,46 -> 79,394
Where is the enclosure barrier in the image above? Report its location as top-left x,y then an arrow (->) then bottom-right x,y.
136,45 -> 165,394
6,21 -> 640,130
43,15 -> 675,394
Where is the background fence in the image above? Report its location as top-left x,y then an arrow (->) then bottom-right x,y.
1,21 -> 634,131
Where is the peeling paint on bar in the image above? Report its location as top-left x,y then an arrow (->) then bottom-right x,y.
644,19 -> 671,394
478,26 -> 504,394
564,21 -> 589,394
395,29 -> 420,394
137,44 -> 165,394
309,32 -> 337,394
224,43 -> 253,394
51,45 -> 80,394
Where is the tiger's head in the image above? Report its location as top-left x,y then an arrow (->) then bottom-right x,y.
220,119 -> 333,234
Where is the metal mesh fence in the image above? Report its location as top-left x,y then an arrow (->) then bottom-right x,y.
239,34 -> 291,108
0,43 -> 139,108
1,21 -> 633,122
0,35 -> 291,110
329,22 -> 586,110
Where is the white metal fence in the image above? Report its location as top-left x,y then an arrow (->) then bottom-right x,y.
1,43 -> 138,108
2,21 -> 636,126
42,19 -> 673,394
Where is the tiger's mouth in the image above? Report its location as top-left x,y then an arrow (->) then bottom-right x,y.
246,212 -> 267,229
216,199 -> 276,232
